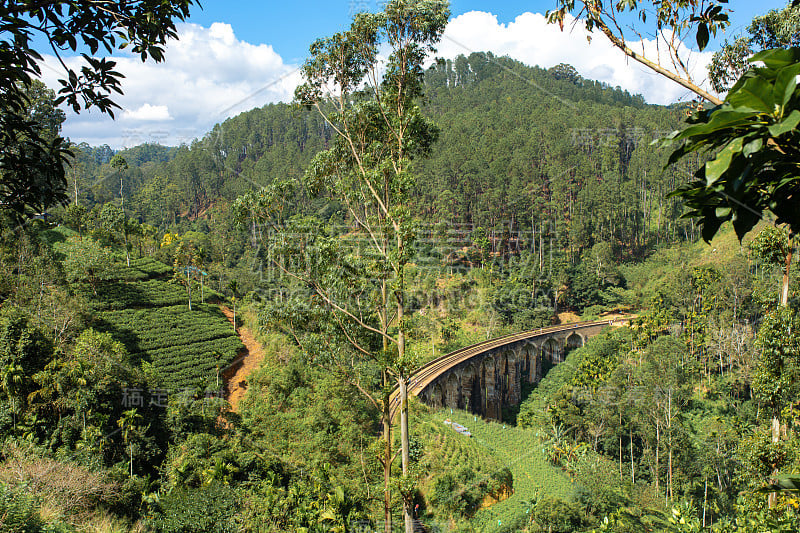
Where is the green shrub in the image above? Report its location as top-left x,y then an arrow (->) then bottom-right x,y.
0,482 -> 72,532
429,466 -> 481,518
581,304 -> 607,319
530,495 -> 584,533
0,482 -> 45,532
143,485 -> 238,533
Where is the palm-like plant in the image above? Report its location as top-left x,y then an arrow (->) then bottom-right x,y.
1,362 -> 25,428
117,408 -> 143,477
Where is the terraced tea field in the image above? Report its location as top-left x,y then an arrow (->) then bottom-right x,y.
87,258 -> 243,391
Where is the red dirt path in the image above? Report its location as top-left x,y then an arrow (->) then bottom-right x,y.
219,306 -> 265,411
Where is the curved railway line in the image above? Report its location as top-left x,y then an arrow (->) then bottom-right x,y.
389,318 -> 631,420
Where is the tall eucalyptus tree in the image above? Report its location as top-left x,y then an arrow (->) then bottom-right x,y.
237,2 -> 449,531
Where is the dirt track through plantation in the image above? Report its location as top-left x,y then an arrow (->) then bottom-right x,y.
219,306 -> 264,411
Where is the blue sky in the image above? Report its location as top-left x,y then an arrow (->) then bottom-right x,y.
188,1 -> 780,62
37,1 -> 792,147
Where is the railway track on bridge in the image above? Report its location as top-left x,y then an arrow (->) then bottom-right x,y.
389,318 -> 630,420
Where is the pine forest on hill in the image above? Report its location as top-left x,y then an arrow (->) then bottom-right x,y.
2,0 -> 800,530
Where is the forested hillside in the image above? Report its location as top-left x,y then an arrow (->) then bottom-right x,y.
2,29 -> 800,532
60,52 -> 705,327
75,53 -> 694,256
416,55 -> 688,249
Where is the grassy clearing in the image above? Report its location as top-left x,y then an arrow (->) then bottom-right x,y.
415,406 -> 575,532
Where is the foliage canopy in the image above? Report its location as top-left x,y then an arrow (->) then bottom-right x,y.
665,48 -> 800,242
0,0 -> 195,220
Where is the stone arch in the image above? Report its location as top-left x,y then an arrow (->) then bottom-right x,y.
430,383 -> 443,409
523,342 -> 540,383
482,356 -> 496,392
517,346 -> 526,377
533,344 -> 543,383
503,349 -> 519,405
459,364 -> 475,410
522,345 -> 531,377
542,337 -> 561,363
459,363 -> 481,413
498,351 -> 509,378
498,351 -> 509,405
482,356 -> 499,419
566,332 -> 584,353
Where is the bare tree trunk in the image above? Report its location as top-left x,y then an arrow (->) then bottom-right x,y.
397,279 -> 414,533
655,420 -> 660,495
380,271 -> 393,533
668,389 -> 674,501
539,229 -> 544,271
630,427 -> 635,484
383,382 -> 393,533
383,414 -> 392,533
619,410 -> 623,480
703,478 -> 708,527
400,376 -> 413,533
769,416 -> 780,508
781,236 -> 793,307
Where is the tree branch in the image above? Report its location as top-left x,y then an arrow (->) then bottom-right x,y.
581,4 -> 723,105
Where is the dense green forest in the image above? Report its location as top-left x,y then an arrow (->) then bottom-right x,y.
61,52 -> 703,325
2,2 -> 800,530
71,53 -> 695,258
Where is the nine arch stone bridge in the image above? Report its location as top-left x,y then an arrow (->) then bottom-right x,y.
391,319 -> 629,421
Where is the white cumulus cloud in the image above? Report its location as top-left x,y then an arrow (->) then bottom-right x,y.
39,22 -> 301,148
38,13 -> 718,148
123,104 -> 172,121
437,11 -> 717,106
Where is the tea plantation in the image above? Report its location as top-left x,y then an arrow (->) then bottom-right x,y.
420,408 -> 576,532
86,257 -> 243,392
